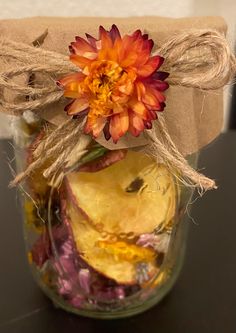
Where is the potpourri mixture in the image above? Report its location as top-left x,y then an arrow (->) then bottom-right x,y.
17,116 -> 182,314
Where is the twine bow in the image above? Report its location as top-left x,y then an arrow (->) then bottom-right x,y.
0,29 -> 235,190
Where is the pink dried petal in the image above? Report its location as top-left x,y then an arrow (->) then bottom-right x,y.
69,295 -> 84,308
136,233 -> 156,248
136,233 -> 170,253
78,269 -> 91,293
115,286 -> 125,299
58,278 -> 73,295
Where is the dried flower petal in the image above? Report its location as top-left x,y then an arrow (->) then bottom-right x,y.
137,233 -> 171,254
78,269 -> 91,293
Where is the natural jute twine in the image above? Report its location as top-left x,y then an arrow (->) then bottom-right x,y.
0,29 -> 235,190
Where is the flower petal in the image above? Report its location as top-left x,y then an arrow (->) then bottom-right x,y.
63,90 -> 81,99
72,108 -> 90,119
129,99 -> 147,119
99,25 -> 113,49
85,33 -> 98,48
128,112 -> 144,137
70,54 -> 93,69
118,33 -> 141,67
58,72 -> 86,98
135,81 -> 146,101
148,110 -> 158,120
119,31 -> 154,69
159,102 -> 166,111
65,99 -> 89,116
71,37 -> 96,55
109,110 -> 129,143
109,24 -> 121,42
78,269 -> 91,293
137,56 -> 164,77
103,122 -> 111,140
142,92 -> 160,109
141,83 -> 166,110
84,114 -> 107,138
151,71 -> 169,81
150,80 -> 169,92
58,72 -> 85,87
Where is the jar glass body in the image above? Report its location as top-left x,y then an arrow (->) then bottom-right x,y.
13,116 -> 197,319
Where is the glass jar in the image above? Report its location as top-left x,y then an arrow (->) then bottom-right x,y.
12,113 -> 197,319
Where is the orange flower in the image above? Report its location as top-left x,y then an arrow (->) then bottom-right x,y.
58,25 -> 169,143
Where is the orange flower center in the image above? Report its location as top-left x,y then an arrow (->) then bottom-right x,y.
86,60 -> 124,101
83,60 -> 135,117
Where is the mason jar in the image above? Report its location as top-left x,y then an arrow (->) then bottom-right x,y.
10,111 -> 197,319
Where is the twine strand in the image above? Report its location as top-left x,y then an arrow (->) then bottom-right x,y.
33,118 -> 74,158
143,116 -> 216,193
1,91 -> 64,114
9,119 -> 85,187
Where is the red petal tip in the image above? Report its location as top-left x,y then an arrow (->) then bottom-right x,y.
109,24 -> 121,41
69,45 -> 74,54
103,122 -> 111,141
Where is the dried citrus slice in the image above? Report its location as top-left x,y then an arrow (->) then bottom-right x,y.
66,202 -> 157,285
66,150 -> 177,236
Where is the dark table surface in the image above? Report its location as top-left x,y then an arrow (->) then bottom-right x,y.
0,132 -> 236,333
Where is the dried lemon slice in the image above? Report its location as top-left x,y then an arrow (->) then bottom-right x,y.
66,150 -> 176,236
66,202 -> 157,285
